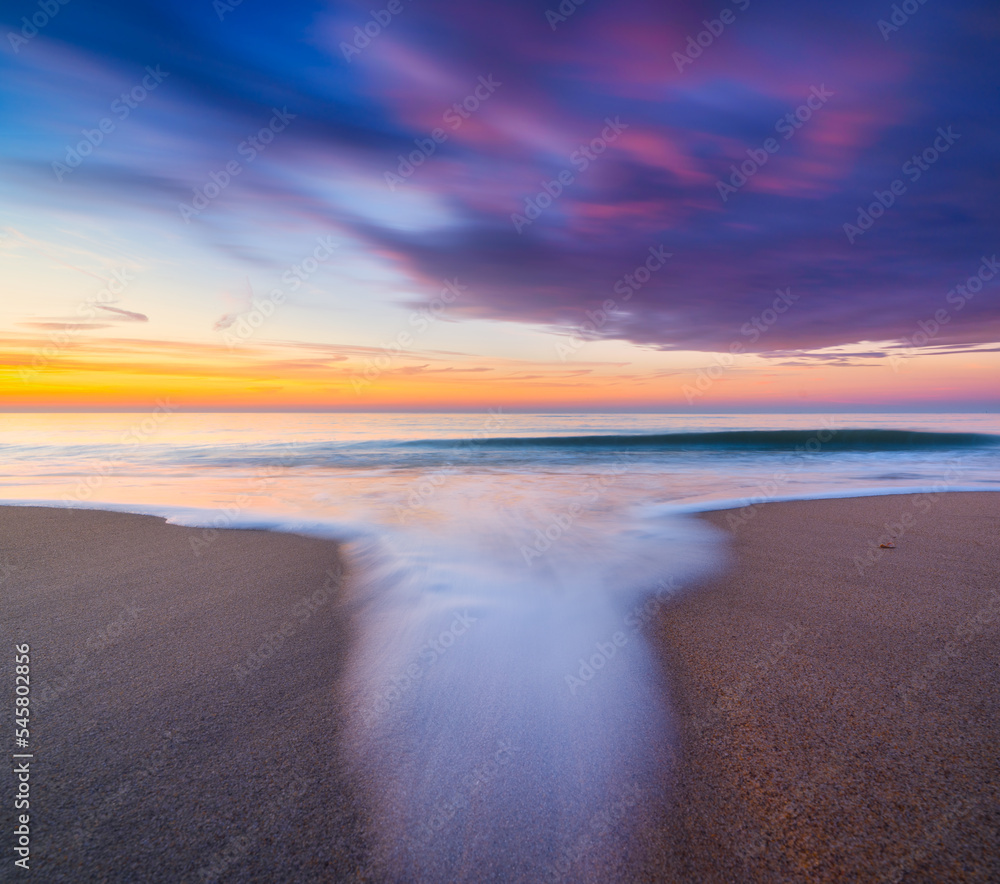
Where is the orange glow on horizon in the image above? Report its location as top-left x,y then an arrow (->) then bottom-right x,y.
1,331 -> 998,411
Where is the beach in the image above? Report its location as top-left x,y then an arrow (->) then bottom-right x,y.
649,491 -> 1000,882
2,492 -> 999,882
0,506 -> 370,883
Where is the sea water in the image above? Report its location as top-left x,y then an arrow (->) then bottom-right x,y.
1,411 -> 998,879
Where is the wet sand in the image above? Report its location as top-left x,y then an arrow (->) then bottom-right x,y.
0,506 -> 370,883
2,494 -> 999,882
648,491 -> 1000,883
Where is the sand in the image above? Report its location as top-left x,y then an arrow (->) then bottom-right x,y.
648,492 -> 1000,883
0,506 -> 370,883
2,493 -> 998,882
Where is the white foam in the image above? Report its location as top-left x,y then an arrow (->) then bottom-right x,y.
334,485 -> 722,881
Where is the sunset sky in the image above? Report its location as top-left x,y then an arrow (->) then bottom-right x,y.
1,0 -> 998,411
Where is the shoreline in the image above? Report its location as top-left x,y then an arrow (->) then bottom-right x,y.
646,491 -> 1000,882
0,483 -> 996,522
2,493 -> 998,881
0,506 -> 371,883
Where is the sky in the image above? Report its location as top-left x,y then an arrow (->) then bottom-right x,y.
1,0 -> 998,411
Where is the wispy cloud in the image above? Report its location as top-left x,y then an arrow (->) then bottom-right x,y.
213,278 -> 254,331
95,305 -> 149,322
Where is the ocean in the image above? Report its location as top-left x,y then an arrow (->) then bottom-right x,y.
3,411 -> 998,525
2,411 -> 998,879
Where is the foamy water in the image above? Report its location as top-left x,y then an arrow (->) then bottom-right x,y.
2,412 -> 998,879
338,496 -> 719,880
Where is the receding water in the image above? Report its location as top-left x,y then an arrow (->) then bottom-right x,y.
1,411 -> 998,879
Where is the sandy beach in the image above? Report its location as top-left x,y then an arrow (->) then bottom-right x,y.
0,506 -> 370,883
2,493 -> 999,882
649,491 -> 1000,883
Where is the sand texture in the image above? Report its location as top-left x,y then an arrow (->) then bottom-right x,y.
0,506 -> 370,883
649,492 -> 1000,883
2,494 -> 999,882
